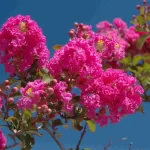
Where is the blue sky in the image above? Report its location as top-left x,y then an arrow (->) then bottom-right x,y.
0,0 -> 150,150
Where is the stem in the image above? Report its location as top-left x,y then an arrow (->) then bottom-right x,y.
129,143 -> 132,150
75,122 -> 87,150
43,126 -> 65,150
104,140 -> 112,150
5,143 -> 19,149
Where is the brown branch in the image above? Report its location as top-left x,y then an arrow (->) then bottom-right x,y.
43,126 -> 65,150
104,140 -> 112,150
75,122 -> 87,150
5,143 -> 19,149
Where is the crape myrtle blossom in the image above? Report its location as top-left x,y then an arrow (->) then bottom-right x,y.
79,68 -> 144,127
17,79 -> 73,114
95,19 -> 129,61
0,130 -> 6,150
0,15 -> 50,76
48,38 -> 102,86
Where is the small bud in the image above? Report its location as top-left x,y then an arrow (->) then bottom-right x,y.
51,79 -> 57,85
12,87 -> 19,93
132,15 -> 136,19
74,22 -> 79,28
68,29 -> 75,37
136,5 -> 141,10
0,89 -> 2,94
81,25 -> 87,31
5,85 -> 10,91
4,80 -> 10,86
82,33 -> 89,39
47,87 -> 54,95
46,108 -> 52,115
143,0 -> 147,5
8,97 -> 14,104
41,105 -> 48,112
79,23 -> 84,28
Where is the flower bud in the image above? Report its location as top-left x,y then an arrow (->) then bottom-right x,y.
136,5 -> 141,10
74,22 -> 79,28
68,29 -> 75,37
51,79 -> 57,86
143,0 -> 147,5
0,89 -> 2,94
4,80 -> 10,86
41,104 -> 48,112
47,87 -> 54,95
79,23 -> 84,28
5,85 -> 10,91
8,97 -> 14,104
45,108 -> 52,115
12,87 -> 19,93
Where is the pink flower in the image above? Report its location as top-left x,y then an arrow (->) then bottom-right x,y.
0,130 -> 6,150
96,21 -> 112,31
53,81 -> 73,114
17,79 -> 47,110
80,68 -> 144,127
0,15 -> 50,75
124,26 -> 139,42
48,38 -> 102,85
113,18 -> 127,29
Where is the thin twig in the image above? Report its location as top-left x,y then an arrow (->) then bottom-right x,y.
43,126 -> 65,150
75,122 -> 87,150
129,143 -> 132,150
5,143 -> 19,149
104,140 -> 112,150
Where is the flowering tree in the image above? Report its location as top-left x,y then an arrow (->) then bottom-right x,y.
0,0 -> 149,150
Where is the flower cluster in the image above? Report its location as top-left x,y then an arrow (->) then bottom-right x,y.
17,79 -> 73,114
0,15 -> 50,76
0,130 -> 6,150
80,68 -> 144,126
48,38 -> 102,85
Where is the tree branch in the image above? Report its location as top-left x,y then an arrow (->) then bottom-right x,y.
75,122 -> 87,150
5,143 -> 19,149
43,126 -> 65,150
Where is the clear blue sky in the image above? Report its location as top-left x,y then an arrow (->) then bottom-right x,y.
0,0 -> 150,150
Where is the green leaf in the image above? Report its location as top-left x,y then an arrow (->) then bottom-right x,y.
86,120 -> 96,132
82,148 -> 91,150
136,34 -> 150,49
132,55 -> 143,66
42,74 -> 52,83
139,6 -> 145,15
52,44 -> 63,50
120,56 -> 131,65
137,15 -> 145,25
6,116 -> 17,122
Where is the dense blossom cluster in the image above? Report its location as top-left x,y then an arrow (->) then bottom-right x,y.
48,38 -> 102,84
0,130 -> 6,150
0,15 -> 49,76
17,79 -> 73,114
79,68 -> 144,126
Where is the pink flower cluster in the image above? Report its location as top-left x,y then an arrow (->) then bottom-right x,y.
48,38 -> 102,85
0,15 -> 50,76
0,130 -> 6,150
80,68 -> 144,127
96,18 -> 129,61
17,79 -> 73,114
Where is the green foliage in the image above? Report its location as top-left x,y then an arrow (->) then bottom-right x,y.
86,120 -> 96,132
